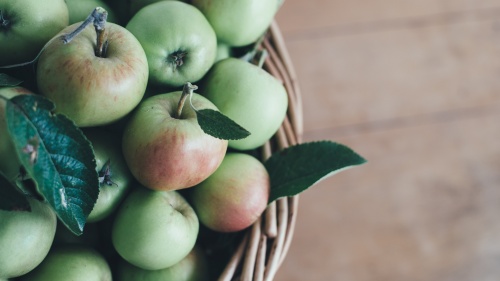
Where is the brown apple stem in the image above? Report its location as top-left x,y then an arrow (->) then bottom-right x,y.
95,27 -> 107,57
61,7 -> 108,45
175,82 -> 198,119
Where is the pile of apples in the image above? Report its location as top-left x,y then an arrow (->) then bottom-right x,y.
0,0 -> 289,280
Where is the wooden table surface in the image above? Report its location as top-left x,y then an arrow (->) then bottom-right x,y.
274,1 -> 500,280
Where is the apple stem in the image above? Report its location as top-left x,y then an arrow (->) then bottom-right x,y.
0,10 -> 9,29
61,7 -> 108,50
176,82 -> 198,119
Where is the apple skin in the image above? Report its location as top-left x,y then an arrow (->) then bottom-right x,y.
190,0 -> 280,47
116,246 -> 209,281
0,86 -> 32,182
19,245 -> 112,281
126,1 -> 217,87
83,128 -> 133,222
190,152 -> 270,233
201,57 -> 288,151
129,0 -> 183,15
0,0 -> 69,66
0,197 -> 57,279
122,91 -> 227,191
36,22 -> 149,127
65,0 -> 117,24
112,187 -> 200,270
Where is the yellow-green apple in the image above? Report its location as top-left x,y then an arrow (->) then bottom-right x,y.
122,89 -> 227,191
65,0 -> 117,24
201,57 -> 288,151
116,246 -> 209,281
20,245 -> 112,281
129,0 -> 183,15
36,22 -> 148,127
190,0 -> 280,46
126,1 -> 217,87
0,0 -> 69,65
190,152 -> 270,232
0,86 -> 32,182
112,187 -> 199,270
0,197 -> 57,279
83,128 -> 133,222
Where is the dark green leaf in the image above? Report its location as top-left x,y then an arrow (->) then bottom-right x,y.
265,141 -> 366,203
5,95 -> 99,235
0,173 -> 31,212
196,109 -> 250,140
0,73 -> 22,87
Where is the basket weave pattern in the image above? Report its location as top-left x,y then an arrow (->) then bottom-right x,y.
217,21 -> 303,281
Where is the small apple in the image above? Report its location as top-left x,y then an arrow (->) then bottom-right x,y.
116,246 -> 209,281
201,57 -> 288,151
0,197 -> 57,279
190,0 -> 280,46
36,21 -> 149,127
83,128 -> 133,222
129,0 -> 183,15
0,0 -> 69,65
19,245 -> 112,281
122,86 -> 227,191
190,152 -> 270,232
126,1 -> 217,87
65,0 -> 117,24
0,86 -> 32,182
112,187 -> 199,270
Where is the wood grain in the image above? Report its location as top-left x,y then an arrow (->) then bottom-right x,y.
274,1 -> 500,280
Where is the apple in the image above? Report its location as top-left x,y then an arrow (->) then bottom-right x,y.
0,197 -> 57,279
215,42 -> 232,62
83,128 -> 133,222
190,152 -> 270,232
126,1 -> 217,87
0,86 -> 32,182
116,246 -> 209,281
122,88 -> 227,191
19,245 -> 112,281
0,0 -> 69,66
129,0 -> 183,15
190,0 -> 280,46
201,57 -> 288,151
112,187 -> 199,270
36,21 -> 149,127
65,0 -> 117,24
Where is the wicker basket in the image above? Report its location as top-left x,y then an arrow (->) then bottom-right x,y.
215,21 -> 303,281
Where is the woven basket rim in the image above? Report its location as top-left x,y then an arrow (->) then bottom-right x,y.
217,21 -> 303,281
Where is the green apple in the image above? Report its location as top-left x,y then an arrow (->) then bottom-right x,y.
129,0 -> 183,15
201,57 -> 288,151
83,128 -> 133,222
191,152 -> 270,232
190,0 -> 280,46
0,86 -> 32,182
20,245 -> 112,281
0,197 -> 57,279
0,0 -> 69,65
116,246 -> 209,281
126,1 -> 217,87
36,22 -> 148,127
112,187 -> 199,270
65,0 -> 117,24
122,90 -> 227,191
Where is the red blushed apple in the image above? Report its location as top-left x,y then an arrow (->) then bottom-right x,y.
190,152 -> 270,232
121,90 -> 228,191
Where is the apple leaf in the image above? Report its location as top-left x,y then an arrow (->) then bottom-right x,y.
5,95 -> 99,235
0,173 -> 31,212
0,73 -> 22,87
265,141 -> 367,203
196,109 -> 251,140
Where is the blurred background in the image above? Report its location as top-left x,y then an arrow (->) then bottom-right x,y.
274,1 -> 500,281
